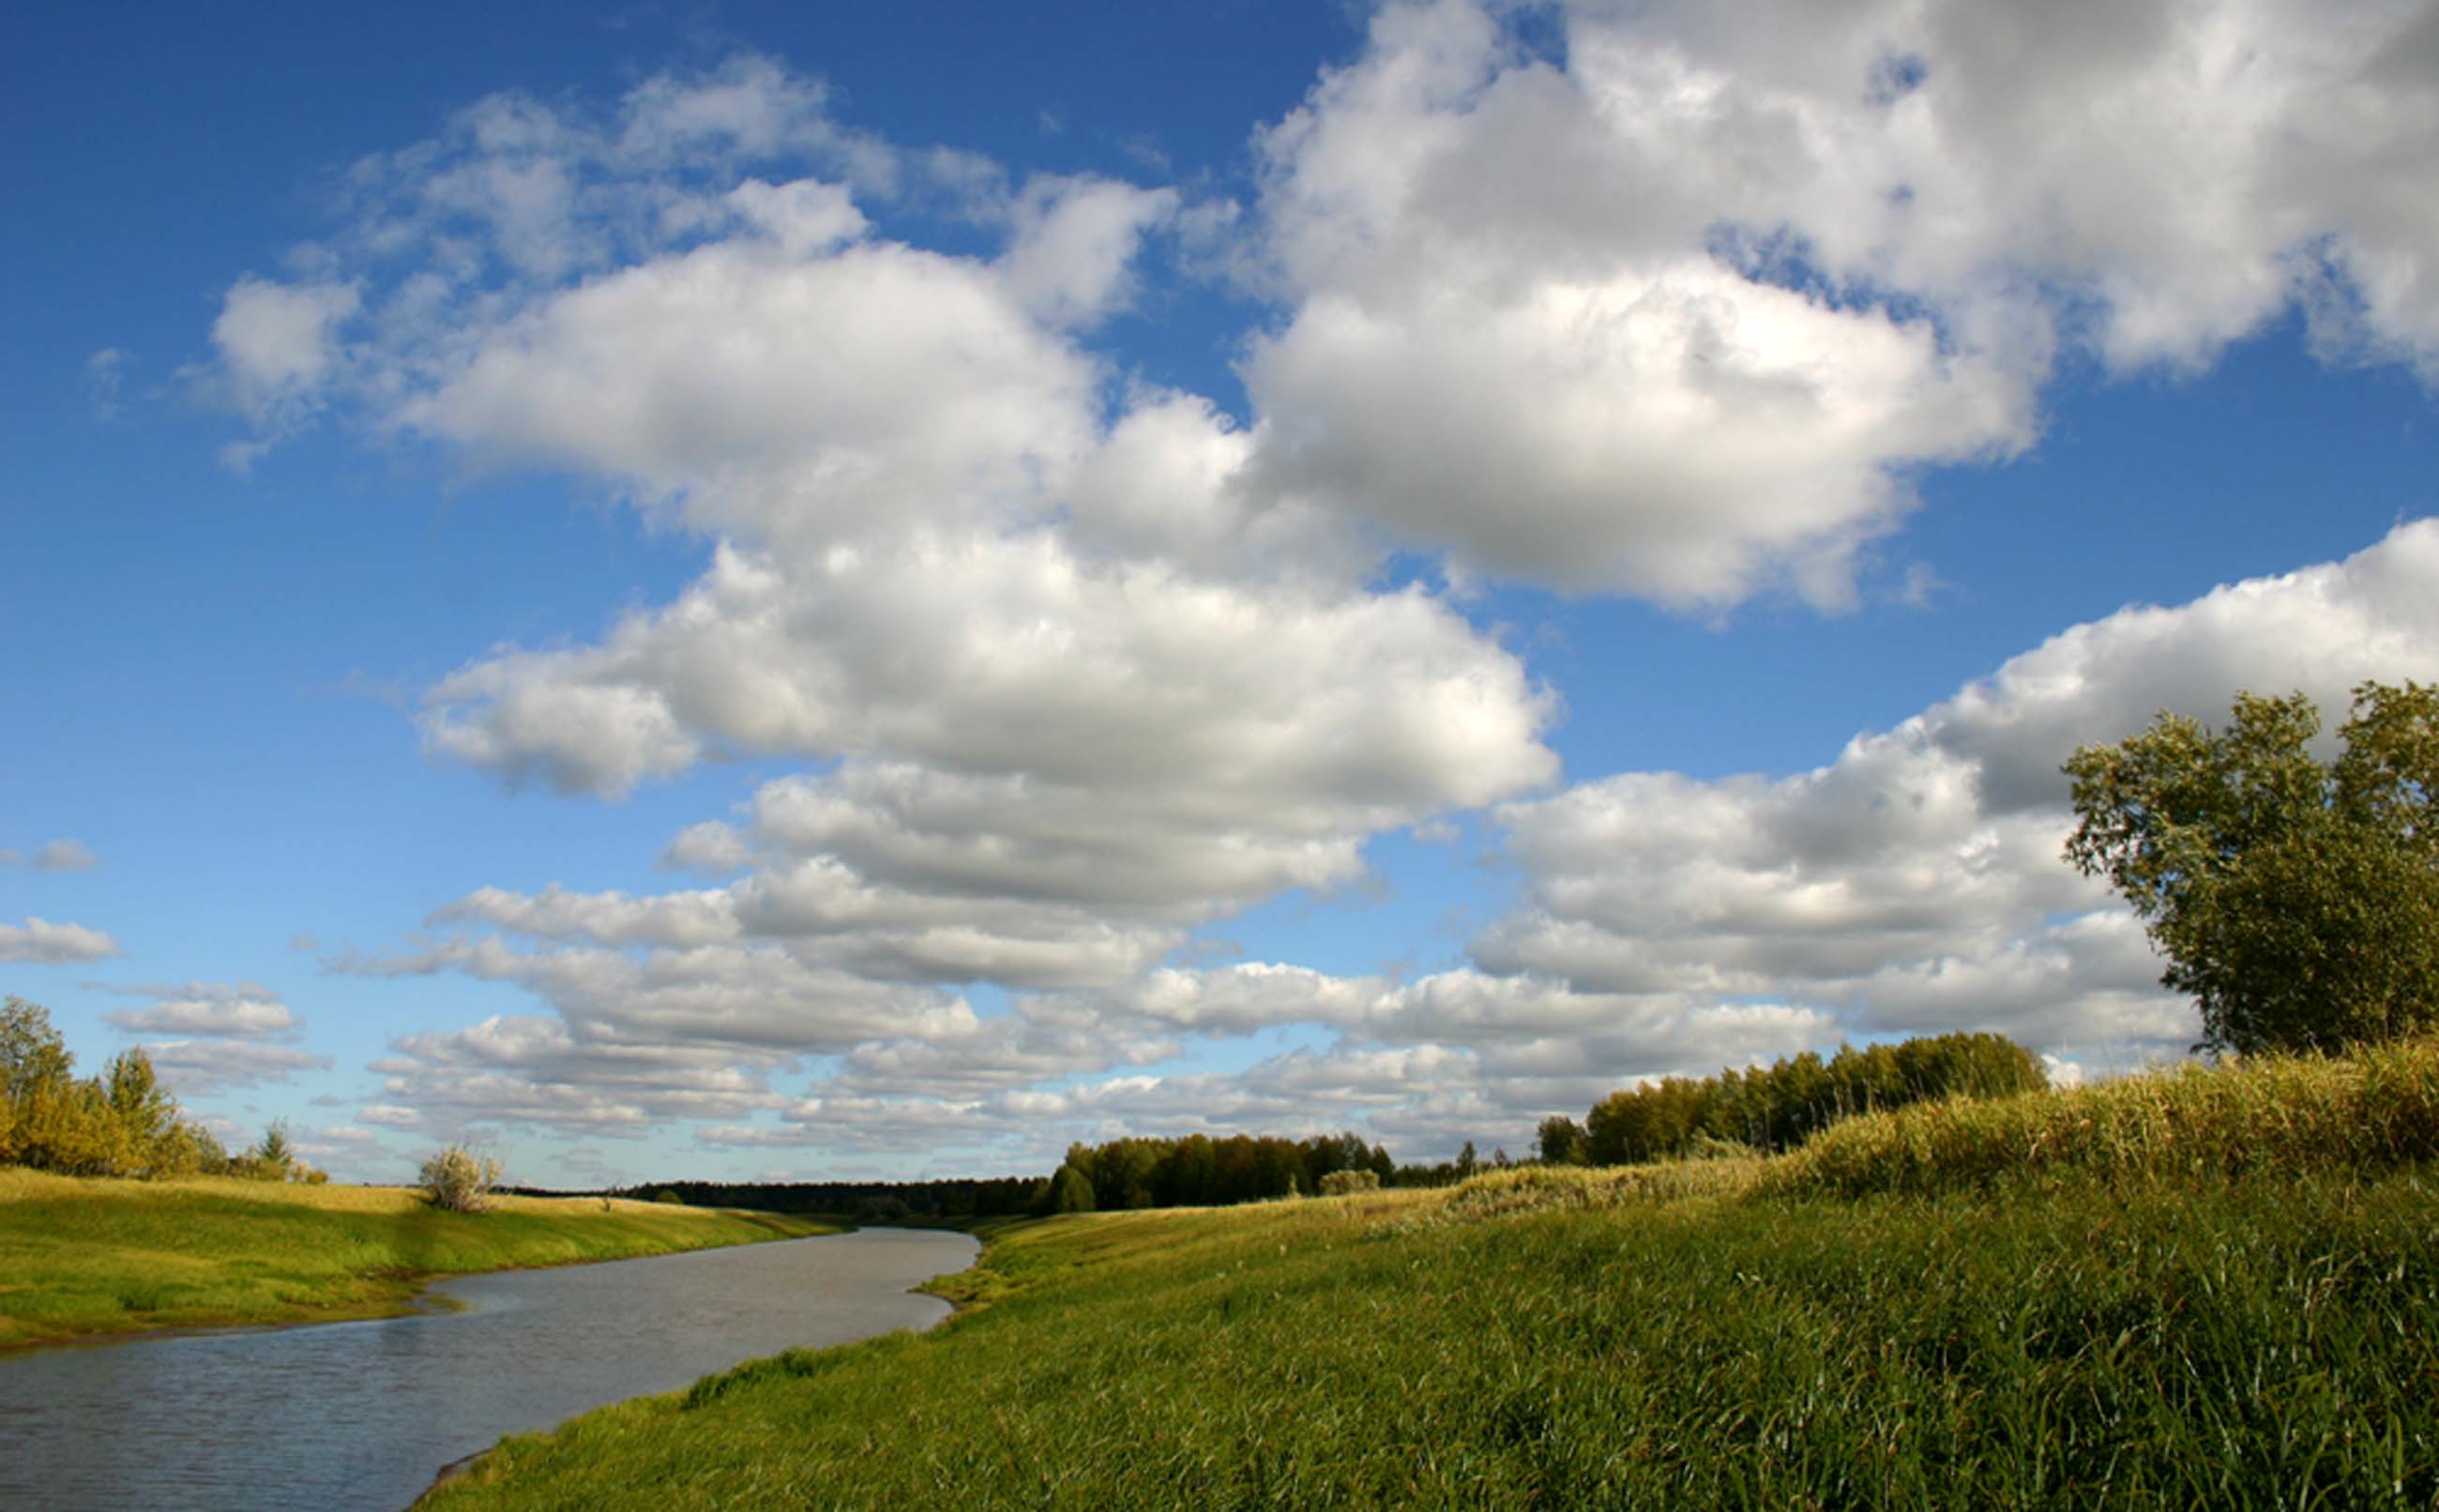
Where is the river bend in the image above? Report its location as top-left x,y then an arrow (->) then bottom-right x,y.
0,1225 -> 978,1511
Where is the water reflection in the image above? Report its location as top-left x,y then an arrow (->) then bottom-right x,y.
0,1227 -> 977,1511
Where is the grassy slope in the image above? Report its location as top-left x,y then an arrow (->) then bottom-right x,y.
429,1047 -> 2439,1510
0,1172 -> 836,1348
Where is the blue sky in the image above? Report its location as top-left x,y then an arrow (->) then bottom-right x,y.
7,0 -> 2435,1186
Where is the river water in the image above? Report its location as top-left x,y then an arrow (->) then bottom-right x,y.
0,1226 -> 978,1511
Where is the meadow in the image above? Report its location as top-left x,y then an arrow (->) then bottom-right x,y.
423,1043 -> 2439,1509
0,1172 -> 833,1348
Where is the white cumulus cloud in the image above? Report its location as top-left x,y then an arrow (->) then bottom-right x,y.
1478,521 -> 2439,1066
0,918 -> 122,964
1236,0 -> 2439,602
100,980 -> 303,1039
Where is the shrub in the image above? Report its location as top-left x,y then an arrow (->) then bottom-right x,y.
1318,1170 -> 1380,1196
419,1143 -> 504,1213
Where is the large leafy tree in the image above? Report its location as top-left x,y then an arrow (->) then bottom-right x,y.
2065,681 -> 2439,1056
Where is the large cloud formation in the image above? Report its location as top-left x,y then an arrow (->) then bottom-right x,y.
1483,523 -> 2439,1071
360,526 -> 2439,1161
193,6 -> 2439,1169
1239,0 -> 2439,601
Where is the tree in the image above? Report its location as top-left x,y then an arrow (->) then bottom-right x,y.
248,1122 -> 297,1179
0,997 -> 74,1167
2065,682 -> 2439,1057
238,1121 -> 325,1183
1,996 -> 74,1104
1043,1162 -> 1096,1215
103,1049 -> 177,1165
0,1001 -> 228,1178
1535,1115 -> 1585,1165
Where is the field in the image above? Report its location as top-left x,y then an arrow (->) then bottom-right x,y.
0,1172 -> 834,1348
425,1044 -> 2439,1509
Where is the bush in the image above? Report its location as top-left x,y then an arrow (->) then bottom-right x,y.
419,1143 -> 503,1213
1317,1170 -> 1380,1196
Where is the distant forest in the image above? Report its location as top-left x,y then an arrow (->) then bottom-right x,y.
564,1032 -> 2050,1220
1542,1030 -> 2051,1168
583,1131 -> 1416,1221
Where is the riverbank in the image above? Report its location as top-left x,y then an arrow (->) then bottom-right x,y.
423,1044 -> 2439,1508
0,1169 -> 836,1349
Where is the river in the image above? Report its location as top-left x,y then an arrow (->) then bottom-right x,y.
0,1225 -> 979,1511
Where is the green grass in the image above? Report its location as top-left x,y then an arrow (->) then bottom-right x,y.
1767,1035 -> 2439,1197
424,1044 -> 2439,1510
0,1170 -> 836,1348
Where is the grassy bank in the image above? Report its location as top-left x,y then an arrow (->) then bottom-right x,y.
426,1044 -> 2439,1509
0,1171 -> 836,1349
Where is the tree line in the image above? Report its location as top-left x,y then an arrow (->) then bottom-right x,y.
1037,1130 -> 1398,1214
0,995 -> 323,1182
1536,1031 -> 2051,1168
618,1039 -> 2051,1223
602,1174 -> 1047,1220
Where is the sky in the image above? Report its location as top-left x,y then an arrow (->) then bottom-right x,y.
6,0 -> 2436,1187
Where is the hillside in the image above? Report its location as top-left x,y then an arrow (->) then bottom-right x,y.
423,1041 -> 2439,1508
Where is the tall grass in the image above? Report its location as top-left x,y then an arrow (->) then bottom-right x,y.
1767,1036 -> 2439,1197
422,1043 -> 2439,1510
0,1170 -> 835,1348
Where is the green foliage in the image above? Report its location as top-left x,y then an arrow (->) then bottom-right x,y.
1316,1169 -> 1380,1196
0,996 -> 75,1105
420,1143 -> 505,1213
419,1048 -> 2439,1511
618,1172 -> 1044,1220
1583,1031 -> 2046,1165
2066,680 -> 2439,1056
233,1120 -> 326,1184
1046,1163 -> 1096,1215
1533,1114 -> 1586,1165
852,1193 -> 914,1224
1034,1129 -> 1396,1214
0,1000 -> 224,1179
103,1049 -> 175,1153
